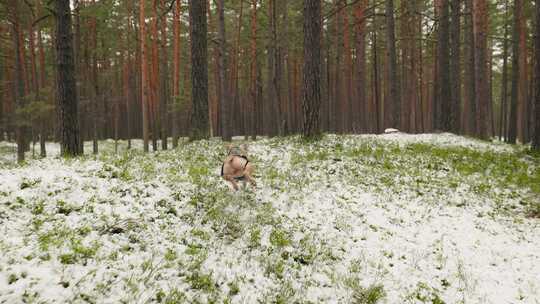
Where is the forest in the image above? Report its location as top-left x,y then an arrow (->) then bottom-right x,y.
0,0 -> 539,159
0,0 -> 540,303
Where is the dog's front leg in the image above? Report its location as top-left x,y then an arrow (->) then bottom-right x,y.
245,175 -> 257,188
223,175 -> 239,191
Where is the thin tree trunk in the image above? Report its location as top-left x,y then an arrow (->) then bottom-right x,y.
249,0 -> 258,139
449,0 -> 461,133
463,0 -> 476,135
500,0 -> 509,141
354,0 -> 367,133
267,0 -> 281,136
341,0 -> 353,133
517,0 -> 529,143
125,1 -> 133,149
217,0 -> 230,141
159,0 -> 168,150
207,0 -> 219,137
333,0 -> 342,133
232,0 -> 244,136
473,0 -> 489,139
151,0 -> 160,151
533,0 -> 540,150
372,12 -> 381,133
172,0 -> 182,147
509,0 -> 522,144
140,0 -> 150,151
91,0 -> 99,154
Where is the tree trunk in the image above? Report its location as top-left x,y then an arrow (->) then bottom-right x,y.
206,0 -> 218,137
217,0 -> 230,141
473,0 -> 489,139
500,0 -> 509,141
354,0 -> 367,133
372,11 -> 381,133
533,0 -> 540,150
232,0 -> 244,136
267,0 -> 281,136
151,0 -> 160,151
509,0 -> 522,144
463,0 -> 476,135
385,0 -> 400,129
449,0 -> 461,133
55,0 -> 82,156
189,0 -> 210,140
10,0 -> 27,162
302,0 -> 322,138
341,0 -> 353,133
91,0 -> 99,154
159,0 -> 168,150
249,0 -> 258,139
140,0 -> 150,151
517,0 -> 529,143
333,0 -> 342,133
172,0 -> 182,147
436,0 -> 451,131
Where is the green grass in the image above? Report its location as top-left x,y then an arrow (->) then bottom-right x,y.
1,135 -> 537,303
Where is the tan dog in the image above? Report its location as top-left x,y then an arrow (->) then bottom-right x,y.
221,144 -> 256,190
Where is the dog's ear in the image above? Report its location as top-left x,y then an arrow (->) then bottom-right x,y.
225,143 -> 232,153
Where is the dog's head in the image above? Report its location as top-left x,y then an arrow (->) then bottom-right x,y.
226,144 -> 248,156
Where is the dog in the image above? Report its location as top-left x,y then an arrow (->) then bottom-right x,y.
221,144 -> 256,191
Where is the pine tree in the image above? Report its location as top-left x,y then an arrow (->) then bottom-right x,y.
189,0 -> 209,140
385,0 -> 400,129
55,0 -> 82,156
473,0 -> 489,139
302,0 -> 322,138
533,0 -> 540,150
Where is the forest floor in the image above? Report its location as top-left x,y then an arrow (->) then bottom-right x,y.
0,133 -> 539,304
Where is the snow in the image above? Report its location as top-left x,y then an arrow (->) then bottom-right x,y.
0,134 -> 539,303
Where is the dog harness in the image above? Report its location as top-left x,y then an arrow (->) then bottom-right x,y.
221,155 -> 249,181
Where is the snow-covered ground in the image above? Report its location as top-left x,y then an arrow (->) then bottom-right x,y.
0,133 -> 539,303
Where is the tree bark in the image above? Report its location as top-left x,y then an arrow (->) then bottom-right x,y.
472,0 -> 489,139
140,0 -> 150,151
9,0 -> 28,162
509,0 -> 522,144
55,0 -> 82,156
302,0 -> 322,138
517,0 -> 529,143
341,0 -> 353,133
189,0 -> 210,140
500,0 -> 509,141
385,0 -> 400,129
159,0 -> 168,150
172,0 -> 182,147
249,0 -> 259,139
217,0 -> 230,141
533,0 -> 540,150
449,0 -> 461,133
372,9 -> 381,133
436,0 -> 451,131
463,0 -> 476,135
354,0 -> 367,133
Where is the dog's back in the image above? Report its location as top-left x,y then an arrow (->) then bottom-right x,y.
222,144 -> 256,190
